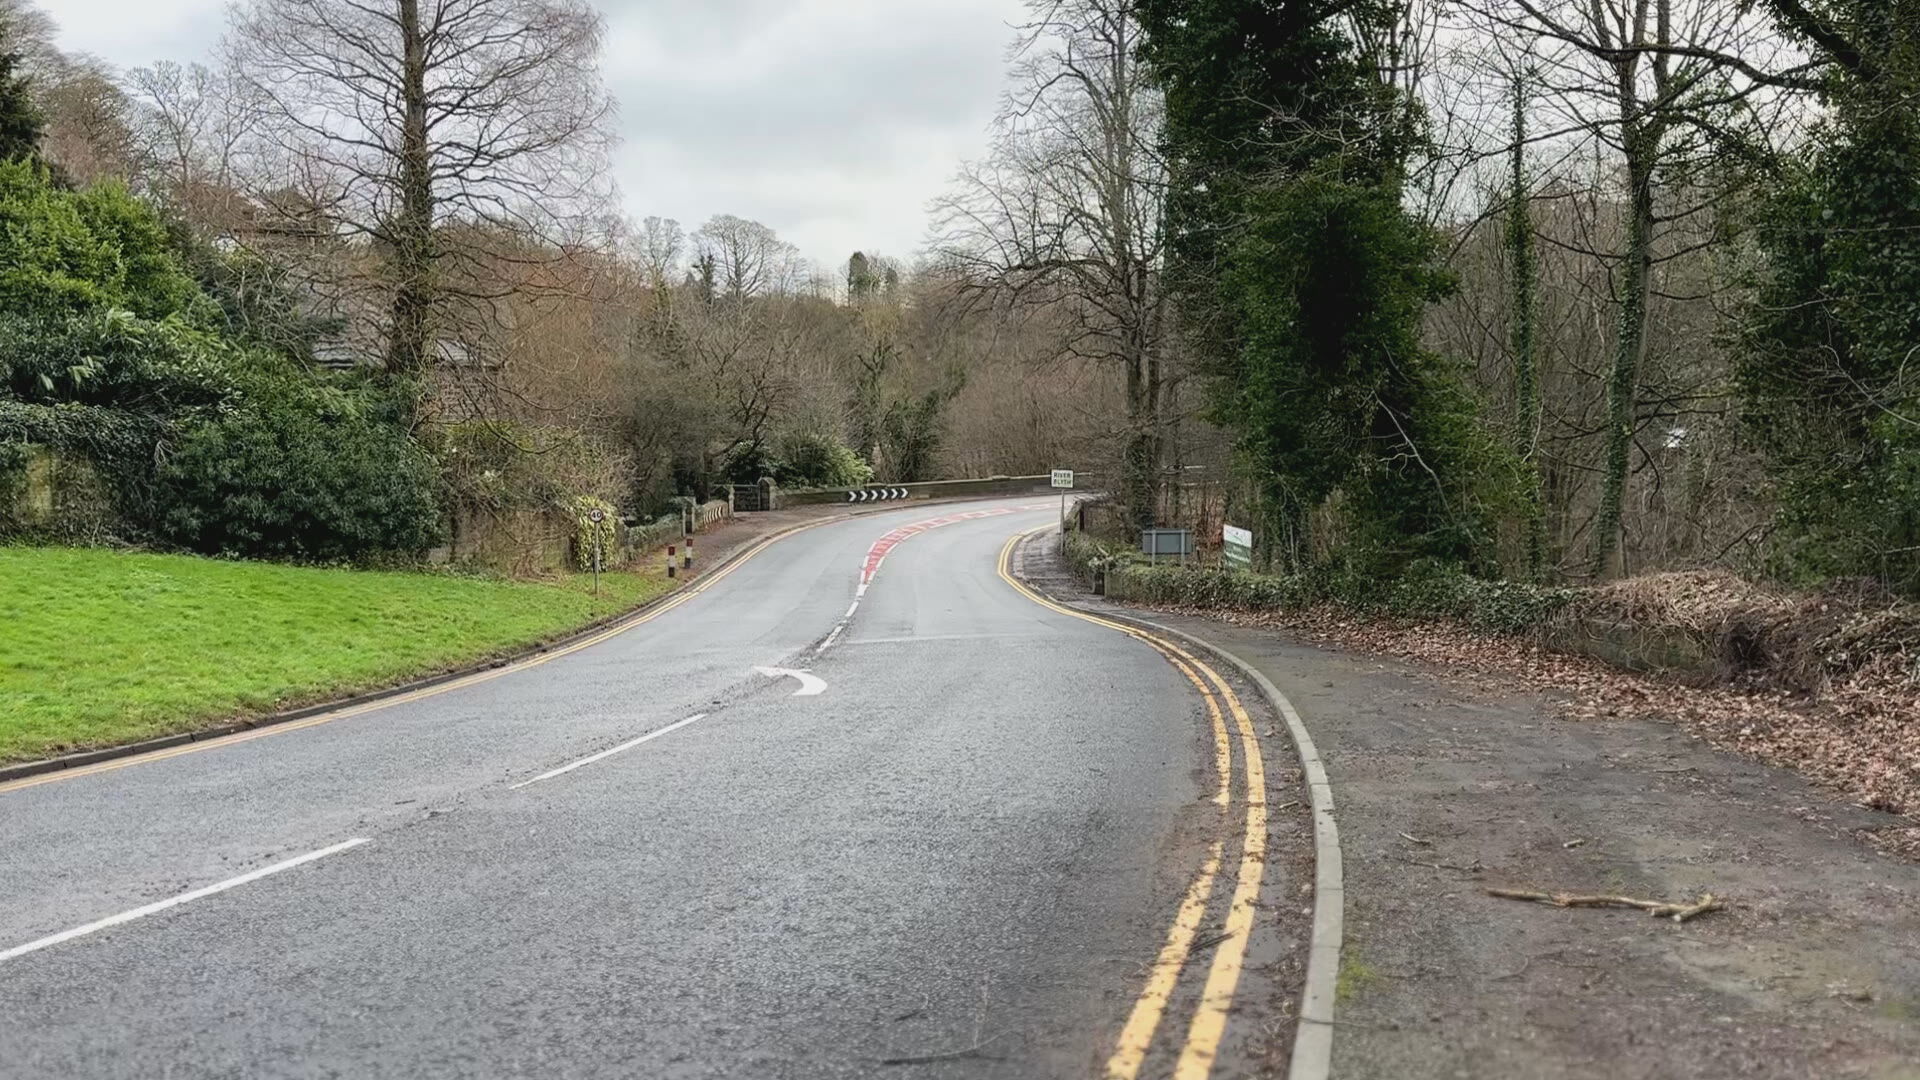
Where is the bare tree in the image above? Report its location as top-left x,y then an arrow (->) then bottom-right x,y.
933,0 -> 1169,529
226,0 -> 614,401
1446,0 -> 1800,577
127,64 -> 250,198
0,0 -> 58,78
0,2 -> 137,184
693,214 -> 798,302
123,60 -> 266,239
634,215 -> 685,290
35,56 -> 136,184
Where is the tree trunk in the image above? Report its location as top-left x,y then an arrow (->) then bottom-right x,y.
388,0 -> 435,392
1508,72 -> 1547,580
1123,345 -> 1155,531
1593,127 -> 1654,579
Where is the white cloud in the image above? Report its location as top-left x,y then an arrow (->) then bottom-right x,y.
52,0 -> 1027,269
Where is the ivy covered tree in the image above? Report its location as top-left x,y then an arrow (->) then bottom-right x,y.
1138,0 -> 1497,573
1739,0 -> 1920,592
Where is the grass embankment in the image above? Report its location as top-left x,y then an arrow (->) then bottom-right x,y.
0,547 -> 674,763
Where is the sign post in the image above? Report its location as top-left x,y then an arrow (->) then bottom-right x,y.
1222,523 -> 1253,571
1050,469 -> 1074,549
587,507 -> 606,596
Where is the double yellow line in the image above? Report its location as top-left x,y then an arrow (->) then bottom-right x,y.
0,522 -> 820,795
995,530 -> 1269,1079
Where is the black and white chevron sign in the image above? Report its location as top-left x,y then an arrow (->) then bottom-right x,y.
844,487 -> 909,502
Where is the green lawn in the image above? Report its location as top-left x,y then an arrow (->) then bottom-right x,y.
0,547 -> 676,763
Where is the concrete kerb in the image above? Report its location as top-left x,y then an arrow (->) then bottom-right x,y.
1008,550 -> 1343,1080
0,494 -> 1048,786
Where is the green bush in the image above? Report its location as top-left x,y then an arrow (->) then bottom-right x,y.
0,308 -> 236,415
1071,528 -> 1571,636
154,384 -> 445,561
0,159 -> 443,563
0,160 -> 206,320
772,431 -> 873,489
0,309 -> 240,532
565,495 -> 618,571
1738,65 -> 1920,595
1379,559 -> 1573,634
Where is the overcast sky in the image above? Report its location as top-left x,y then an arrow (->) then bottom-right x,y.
50,0 -> 1029,270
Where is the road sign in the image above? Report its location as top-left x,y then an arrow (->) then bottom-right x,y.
845,487 -> 909,502
1141,528 -> 1194,566
585,507 -> 606,595
1050,469 -> 1075,547
1222,523 -> 1253,570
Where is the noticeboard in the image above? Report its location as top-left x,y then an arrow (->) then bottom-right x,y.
1222,523 -> 1253,570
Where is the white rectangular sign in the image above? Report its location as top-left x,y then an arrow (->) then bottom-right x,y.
1050,469 -> 1074,489
1222,524 -> 1252,548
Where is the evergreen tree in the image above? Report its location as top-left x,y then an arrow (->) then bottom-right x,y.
847,251 -> 875,298
0,18 -> 44,162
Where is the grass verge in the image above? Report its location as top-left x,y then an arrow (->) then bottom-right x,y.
0,546 -> 675,763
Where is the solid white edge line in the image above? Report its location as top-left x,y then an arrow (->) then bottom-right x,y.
510,713 -> 710,789
0,837 -> 373,964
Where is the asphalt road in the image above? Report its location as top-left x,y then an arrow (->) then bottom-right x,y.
0,499 -> 1262,1078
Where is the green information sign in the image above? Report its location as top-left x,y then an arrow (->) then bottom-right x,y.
1222,523 -> 1253,570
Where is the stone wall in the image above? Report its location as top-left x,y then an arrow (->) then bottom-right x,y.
0,446 -> 121,543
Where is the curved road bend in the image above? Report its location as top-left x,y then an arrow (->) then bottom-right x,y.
0,498 -> 1276,1079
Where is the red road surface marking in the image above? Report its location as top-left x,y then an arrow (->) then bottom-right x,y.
858,505 -> 1046,589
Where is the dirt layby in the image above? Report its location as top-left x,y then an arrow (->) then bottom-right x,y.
1017,539 -> 1920,1080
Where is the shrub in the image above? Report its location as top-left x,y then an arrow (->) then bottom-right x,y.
437,420 -> 629,514
154,384 -> 445,561
1380,559 -> 1573,634
0,161 -> 446,563
1075,530 -> 1570,636
0,308 -> 236,416
0,161 -> 206,320
772,431 -> 873,489
0,310 -> 241,534
566,495 -> 618,571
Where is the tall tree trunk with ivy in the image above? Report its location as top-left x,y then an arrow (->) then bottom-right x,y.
1123,326 -> 1161,531
1508,71 -> 1547,579
388,0 -> 435,395
1593,117 -> 1656,579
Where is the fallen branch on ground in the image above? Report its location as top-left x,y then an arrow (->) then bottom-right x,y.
1487,887 -> 1724,922
1189,929 -> 1233,954
1404,856 -> 1485,874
